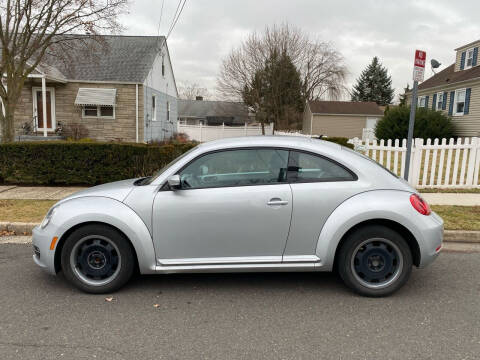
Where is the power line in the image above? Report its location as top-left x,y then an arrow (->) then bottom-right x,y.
167,0 -> 183,38
156,0 -> 165,36
167,0 -> 187,39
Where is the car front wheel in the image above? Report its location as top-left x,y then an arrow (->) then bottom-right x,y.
61,224 -> 135,294
338,225 -> 413,297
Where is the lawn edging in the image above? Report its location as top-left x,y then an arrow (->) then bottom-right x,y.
0,221 -> 38,235
2,222 -> 480,244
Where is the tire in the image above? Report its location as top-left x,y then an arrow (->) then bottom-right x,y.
61,224 -> 135,294
338,225 -> 413,297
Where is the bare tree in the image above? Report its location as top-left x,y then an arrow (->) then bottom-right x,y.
178,81 -> 211,100
217,23 -> 348,103
0,0 -> 127,142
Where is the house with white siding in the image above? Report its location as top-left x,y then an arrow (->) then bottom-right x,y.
408,39 -> 480,137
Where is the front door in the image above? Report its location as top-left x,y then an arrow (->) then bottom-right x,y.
152,148 -> 292,265
33,88 -> 55,132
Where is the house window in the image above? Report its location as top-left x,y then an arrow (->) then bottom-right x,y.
454,89 -> 466,116
436,92 -> 443,110
152,95 -> 157,121
83,105 -> 98,117
167,101 -> 170,121
82,105 -> 115,119
465,48 -> 474,69
417,96 -> 426,108
100,106 -> 114,117
162,56 -> 165,77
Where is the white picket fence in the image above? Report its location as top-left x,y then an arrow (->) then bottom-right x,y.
178,122 -> 274,142
351,137 -> 480,188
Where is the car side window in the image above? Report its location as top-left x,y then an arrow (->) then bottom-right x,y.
288,151 -> 355,182
178,148 -> 289,189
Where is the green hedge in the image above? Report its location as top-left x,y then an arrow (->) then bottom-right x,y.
0,142 -> 196,186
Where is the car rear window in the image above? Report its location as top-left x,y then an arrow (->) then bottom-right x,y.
342,146 -> 399,178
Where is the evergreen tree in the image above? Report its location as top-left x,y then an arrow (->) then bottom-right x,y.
398,84 -> 410,106
351,57 -> 394,106
243,49 -> 304,130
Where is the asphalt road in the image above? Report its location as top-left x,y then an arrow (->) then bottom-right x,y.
0,244 -> 479,360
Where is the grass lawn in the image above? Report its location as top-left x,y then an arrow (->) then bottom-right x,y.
0,200 -> 56,223
0,200 -> 479,232
420,188 -> 480,193
431,205 -> 480,231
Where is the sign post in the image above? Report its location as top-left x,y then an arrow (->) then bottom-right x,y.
404,50 -> 426,181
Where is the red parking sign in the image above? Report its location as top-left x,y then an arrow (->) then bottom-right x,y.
413,50 -> 426,82
414,50 -> 426,68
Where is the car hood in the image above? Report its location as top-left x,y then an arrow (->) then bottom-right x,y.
57,178 -> 138,205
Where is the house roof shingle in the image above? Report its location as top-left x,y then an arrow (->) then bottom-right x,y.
308,101 -> 383,116
178,99 -> 250,120
418,63 -> 480,90
44,35 -> 165,82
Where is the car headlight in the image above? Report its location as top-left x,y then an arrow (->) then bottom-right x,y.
40,206 -> 57,229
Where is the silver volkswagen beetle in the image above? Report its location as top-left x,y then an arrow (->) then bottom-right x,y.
32,136 -> 443,297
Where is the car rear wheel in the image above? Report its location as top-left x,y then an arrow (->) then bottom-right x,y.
338,225 -> 413,297
61,224 -> 134,294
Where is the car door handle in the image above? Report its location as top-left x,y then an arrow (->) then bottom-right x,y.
267,198 -> 289,206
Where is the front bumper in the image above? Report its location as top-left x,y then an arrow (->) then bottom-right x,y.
417,211 -> 444,268
32,225 -> 62,275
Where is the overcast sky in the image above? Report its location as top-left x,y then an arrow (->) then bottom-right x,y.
120,0 -> 479,101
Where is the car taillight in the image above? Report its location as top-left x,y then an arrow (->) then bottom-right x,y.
410,194 -> 431,215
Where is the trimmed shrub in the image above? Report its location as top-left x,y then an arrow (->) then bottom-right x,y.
375,106 -> 454,140
0,142 -> 197,186
322,137 -> 354,149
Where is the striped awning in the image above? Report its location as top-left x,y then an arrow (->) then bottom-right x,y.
74,88 -> 117,106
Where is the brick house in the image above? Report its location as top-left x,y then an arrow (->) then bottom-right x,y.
7,35 -> 178,142
407,39 -> 480,137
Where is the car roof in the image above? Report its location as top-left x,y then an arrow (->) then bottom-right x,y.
197,136 -> 342,152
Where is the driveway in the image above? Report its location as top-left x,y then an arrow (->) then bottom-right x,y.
0,244 -> 479,359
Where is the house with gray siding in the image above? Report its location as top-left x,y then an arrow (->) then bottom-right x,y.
6,35 -> 178,142
407,39 -> 480,137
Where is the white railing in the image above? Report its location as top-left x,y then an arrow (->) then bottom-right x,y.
362,128 -> 376,141
274,130 -> 314,138
351,137 -> 480,188
178,122 -> 274,142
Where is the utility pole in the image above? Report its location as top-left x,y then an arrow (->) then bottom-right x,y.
404,50 -> 426,181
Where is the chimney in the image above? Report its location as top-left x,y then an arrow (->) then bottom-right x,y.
196,96 -> 203,101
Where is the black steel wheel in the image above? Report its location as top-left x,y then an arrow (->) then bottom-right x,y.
338,225 -> 413,297
61,224 -> 135,294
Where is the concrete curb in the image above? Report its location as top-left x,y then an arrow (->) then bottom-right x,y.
444,230 -> 480,243
0,222 -> 38,235
2,222 -> 480,244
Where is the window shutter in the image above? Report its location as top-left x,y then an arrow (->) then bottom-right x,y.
473,48 -> 479,67
425,95 -> 429,108
432,93 -> 437,110
464,88 -> 471,114
448,91 -> 455,115
442,91 -> 448,110
460,51 -> 466,70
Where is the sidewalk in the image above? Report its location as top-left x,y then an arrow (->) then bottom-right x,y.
1,185 -> 480,205
0,186 -> 86,200
420,193 -> 480,206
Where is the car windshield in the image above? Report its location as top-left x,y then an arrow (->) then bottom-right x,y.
140,146 -> 199,185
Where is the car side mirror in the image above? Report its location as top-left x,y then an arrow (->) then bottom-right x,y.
167,175 -> 181,189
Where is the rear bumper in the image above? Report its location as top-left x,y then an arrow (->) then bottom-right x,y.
417,211 -> 443,268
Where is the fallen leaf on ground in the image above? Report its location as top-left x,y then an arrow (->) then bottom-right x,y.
105,297 -> 114,302
153,304 -> 160,308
